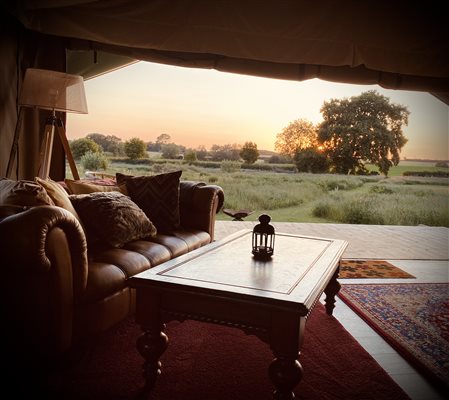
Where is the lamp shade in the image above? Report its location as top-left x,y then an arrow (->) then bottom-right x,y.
19,68 -> 88,114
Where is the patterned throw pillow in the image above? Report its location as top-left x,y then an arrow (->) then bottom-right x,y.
70,191 -> 157,249
116,170 -> 182,233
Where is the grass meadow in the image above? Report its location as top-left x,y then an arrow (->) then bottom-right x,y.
73,158 -> 449,228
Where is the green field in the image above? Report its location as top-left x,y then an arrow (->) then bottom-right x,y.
71,159 -> 449,227
365,161 -> 449,177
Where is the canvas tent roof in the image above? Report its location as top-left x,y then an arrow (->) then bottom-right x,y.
9,0 -> 449,102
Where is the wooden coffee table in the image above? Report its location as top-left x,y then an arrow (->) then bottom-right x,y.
129,229 -> 348,399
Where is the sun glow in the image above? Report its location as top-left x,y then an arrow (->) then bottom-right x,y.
68,61 -> 448,160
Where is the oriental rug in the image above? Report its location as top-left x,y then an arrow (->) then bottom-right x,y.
42,303 -> 410,400
339,259 -> 415,279
338,283 -> 449,392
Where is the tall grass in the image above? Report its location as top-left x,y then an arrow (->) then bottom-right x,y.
202,172 -> 324,210
313,190 -> 449,227
72,159 -> 448,227
185,171 -> 376,214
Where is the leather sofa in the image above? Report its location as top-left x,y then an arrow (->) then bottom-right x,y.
0,179 -> 224,369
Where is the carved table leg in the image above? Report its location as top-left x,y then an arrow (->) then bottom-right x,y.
269,355 -> 303,400
324,265 -> 341,315
136,323 -> 168,397
269,312 -> 304,399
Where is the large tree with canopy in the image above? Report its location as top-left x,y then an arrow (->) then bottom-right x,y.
317,91 -> 409,176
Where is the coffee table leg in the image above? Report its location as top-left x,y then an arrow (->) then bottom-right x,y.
269,314 -> 304,399
136,322 -> 168,395
324,265 -> 341,315
269,355 -> 303,400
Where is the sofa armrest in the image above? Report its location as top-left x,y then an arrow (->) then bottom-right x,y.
0,205 -> 88,358
179,182 -> 224,241
0,205 -> 88,291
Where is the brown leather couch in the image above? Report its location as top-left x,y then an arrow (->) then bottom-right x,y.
0,181 -> 224,370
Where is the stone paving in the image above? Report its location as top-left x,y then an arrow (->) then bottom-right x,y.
214,221 -> 449,261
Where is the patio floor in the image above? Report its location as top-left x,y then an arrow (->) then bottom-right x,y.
214,221 -> 449,260
214,221 -> 449,400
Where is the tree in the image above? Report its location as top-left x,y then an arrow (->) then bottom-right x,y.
274,119 -> 317,158
293,148 -> 329,173
209,144 -> 241,161
156,133 -> 171,145
109,141 -> 125,156
318,90 -> 409,176
195,145 -> 209,160
70,137 -> 101,160
86,133 -> 124,155
161,143 -> 180,159
86,133 -> 107,149
124,137 -> 147,160
240,141 -> 259,164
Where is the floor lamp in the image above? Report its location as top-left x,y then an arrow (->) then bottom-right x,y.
6,68 -> 88,180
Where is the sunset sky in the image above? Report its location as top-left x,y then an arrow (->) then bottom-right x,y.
68,61 -> 449,160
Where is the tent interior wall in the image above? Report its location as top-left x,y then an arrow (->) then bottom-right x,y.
1,1 -> 448,180
0,15 -> 66,181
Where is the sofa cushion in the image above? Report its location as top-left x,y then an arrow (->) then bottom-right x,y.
64,178 -> 127,195
149,233 -> 190,258
70,191 -> 157,249
80,261 -> 129,304
116,170 -> 182,234
123,240 -> 172,267
89,247 -> 151,278
0,178 -> 54,206
171,229 -> 212,251
35,177 -> 82,222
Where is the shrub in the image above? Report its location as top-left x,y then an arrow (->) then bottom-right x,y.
293,148 -> 329,173
184,150 -> 197,164
70,138 -> 101,159
312,202 -> 331,218
124,138 -> 147,160
343,197 -> 383,224
435,161 -> 448,168
80,151 -> 109,171
403,170 -> 449,177
267,154 -> 291,164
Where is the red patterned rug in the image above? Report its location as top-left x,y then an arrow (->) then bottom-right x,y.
339,260 -> 415,279
39,303 -> 410,400
338,283 -> 449,392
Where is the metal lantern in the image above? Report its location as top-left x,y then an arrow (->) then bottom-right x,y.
252,214 -> 275,260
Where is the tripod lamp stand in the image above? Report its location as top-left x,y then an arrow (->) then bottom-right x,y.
6,68 -> 88,180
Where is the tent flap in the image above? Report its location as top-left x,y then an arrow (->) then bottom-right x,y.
10,0 -> 449,94
66,49 -> 137,80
